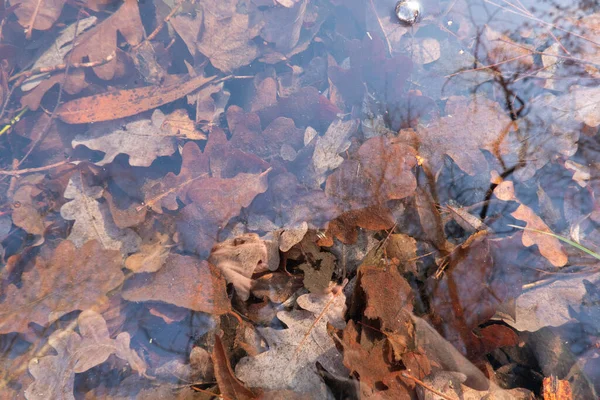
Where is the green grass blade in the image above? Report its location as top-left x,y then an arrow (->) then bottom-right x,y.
508,224 -> 600,261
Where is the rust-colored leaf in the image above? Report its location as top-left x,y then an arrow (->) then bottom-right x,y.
543,376 -> 573,400
56,74 -> 217,124
69,0 -> 144,80
122,254 -> 231,315
511,204 -> 568,267
212,335 -> 259,400
0,240 -> 124,333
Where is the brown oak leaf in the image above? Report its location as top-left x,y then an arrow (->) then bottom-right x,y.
70,0 -> 144,80
25,310 -> 146,400
326,136 -> 417,210
122,254 -> 231,315
0,240 -> 124,333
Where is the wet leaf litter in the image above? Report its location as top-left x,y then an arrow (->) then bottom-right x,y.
0,0 -> 599,398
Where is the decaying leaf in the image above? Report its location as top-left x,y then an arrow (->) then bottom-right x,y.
10,174 -> 47,238
57,74 -> 217,124
326,136 -> 417,209
208,233 -> 279,301
125,232 -> 170,273
12,0 -> 66,34
60,172 -> 141,254
70,0 -> 144,80
161,109 -> 207,140
511,205 -> 568,267
122,254 -> 231,315
414,96 -> 514,175
196,0 -> 263,72
212,335 -> 260,400
308,119 -> 357,187
25,310 -> 146,400
72,110 -> 178,167
235,292 -> 347,397
21,17 -> 97,91
0,240 -> 124,333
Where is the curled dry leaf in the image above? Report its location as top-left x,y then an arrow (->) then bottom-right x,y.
70,0 -> 144,80
60,172 -> 141,254
0,240 -> 124,333
72,110 -> 178,167
122,254 -> 231,315
208,233 -> 279,301
235,292 -> 347,397
25,310 -> 146,400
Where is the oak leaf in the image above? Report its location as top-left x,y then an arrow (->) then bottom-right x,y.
196,0 -> 262,72
25,310 -> 146,400
414,96 -> 513,176
69,0 -> 144,80
0,240 -> 124,333
60,172 -> 141,254
10,174 -> 47,238
208,233 -> 279,301
12,0 -> 66,33
235,292 -> 347,397
72,110 -> 178,167
326,136 -> 417,209
177,169 -> 271,255
122,254 -> 231,315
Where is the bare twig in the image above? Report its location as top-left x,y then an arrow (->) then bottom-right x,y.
9,53 -> 115,83
401,372 -> 456,400
133,1 -> 183,51
0,160 -> 72,176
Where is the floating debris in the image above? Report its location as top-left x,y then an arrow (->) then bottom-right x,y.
395,0 -> 422,25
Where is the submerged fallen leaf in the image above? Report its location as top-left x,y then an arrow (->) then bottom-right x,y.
72,110 -> 178,167
25,310 -> 146,400
60,172 -> 141,254
208,233 -> 279,301
511,205 -> 568,267
57,74 -> 217,124
69,0 -> 144,80
326,136 -> 417,209
0,240 -> 124,333
212,335 -> 260,400
235,292 -> 347,397
177,169 -> 271,255
196,0 -> 262,72
122,254 -> 231,315
12,0 -> 66,34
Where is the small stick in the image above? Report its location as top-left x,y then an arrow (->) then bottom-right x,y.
9,53 -> 115,83
401,372 -> 455,400
133,1 -> 183,51
295,279 -> 348,356
0,160 -> 72,176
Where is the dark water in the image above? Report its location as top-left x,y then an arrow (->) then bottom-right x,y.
1,0 -> 600,398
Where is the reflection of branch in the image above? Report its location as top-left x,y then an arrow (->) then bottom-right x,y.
368,0 -> 393,56
484,0 -> 600,47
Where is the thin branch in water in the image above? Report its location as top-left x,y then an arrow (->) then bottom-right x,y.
0,160 -> 73,176
9,52 -> 115,83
